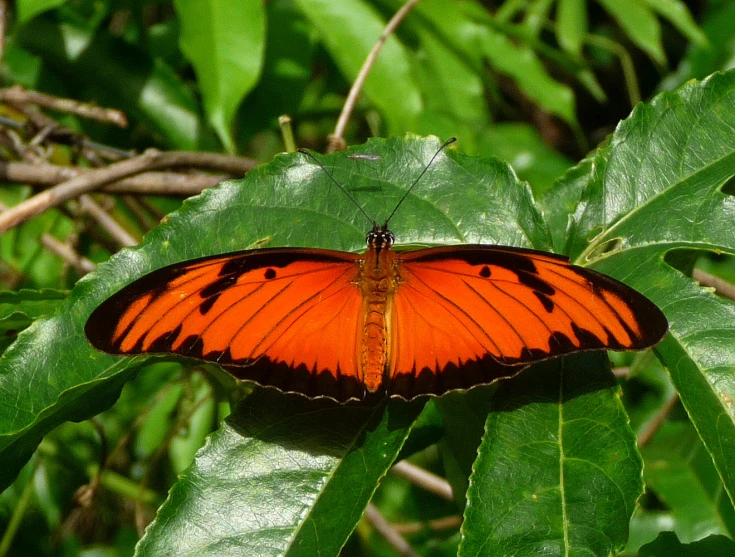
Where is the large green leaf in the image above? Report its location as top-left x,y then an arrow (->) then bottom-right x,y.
16,17 -> 216,150
173,0 -> 265,151
136,393 -> 422,556
643,421 -> 735,541
561,71 -> 735,506
459,354 -> 643,556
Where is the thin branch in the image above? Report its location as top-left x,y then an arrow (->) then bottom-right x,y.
393,515 -> 463,535
637,393 -> 679,448
0,161 -> 230,195
327,0 -> 422,152
0,150 -> 255,233
693,268 -> 735,302
0,85 -> 128,127
365,503 -> 419,557
40,233 -> 97,275
391,460 -> 454,502
79,194 -> 138,247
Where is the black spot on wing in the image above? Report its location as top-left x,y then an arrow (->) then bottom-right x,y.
200,274 -> 237,298
148,324 -> 182,353
534,291 -> 555,313
179,335 -> 205,358
548,331 -> 576,352
199,296 -> 218,315
479,266 -> 491,278
517,270 -> 555,295
264,268 -> 276,280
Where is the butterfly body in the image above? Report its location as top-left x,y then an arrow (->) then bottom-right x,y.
87,220 -> 668,401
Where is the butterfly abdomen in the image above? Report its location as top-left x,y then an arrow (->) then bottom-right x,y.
359,247 -> 400,393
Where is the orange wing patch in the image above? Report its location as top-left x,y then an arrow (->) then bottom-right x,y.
86,249 -> 366,400
386,246 -> 667,397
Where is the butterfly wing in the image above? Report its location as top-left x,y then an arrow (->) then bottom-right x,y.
387,245 -> 668,397
86,249 -> 367,400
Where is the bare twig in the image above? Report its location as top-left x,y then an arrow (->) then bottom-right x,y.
365,503 -> 418,557
0,150 -> 256,233
637,393 -> 679,448
393,515 -> 463,535
0,161 -> 231,195
40,234 -> 97,275
391,461 -> 454,502
327,0 -> 422,152
0,85 -> 128,127
279,115 -> 296,153
122,195 -> 159,231
79,195 -> 137,247
613,367 -> 630,378
693,268 -> 735,302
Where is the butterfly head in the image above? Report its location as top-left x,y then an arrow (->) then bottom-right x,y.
366,223 -> 395,252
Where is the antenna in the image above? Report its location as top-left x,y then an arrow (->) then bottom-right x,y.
298,148 -> 375,227
384,137 -> 457,226
299,136 -> 457,230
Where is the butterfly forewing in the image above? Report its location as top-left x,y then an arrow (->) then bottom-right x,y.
384,245 -> 668,397
86,248 -> 369,400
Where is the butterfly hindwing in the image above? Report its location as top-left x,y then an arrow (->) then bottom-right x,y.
386,245 -> 668,396
86,248 -> 367,400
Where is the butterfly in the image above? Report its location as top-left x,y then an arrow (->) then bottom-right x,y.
86,140 -> 668,402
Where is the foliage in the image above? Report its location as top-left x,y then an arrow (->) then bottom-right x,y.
1,1 -> 734,556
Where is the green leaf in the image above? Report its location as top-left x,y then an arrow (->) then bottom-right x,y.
16,17 -> 216,150
562,71 -> 735,507
556,0 -> 587,57
643,421 -> 735,541
643,0 -> 708,47
413,0 -> 577,125
597,0 -> 666,64
292,0 -> 423,133
173,0 -> 265,151
660,2 -> 735,91
239,0 -> 315,141
476,123 -> 574,197
15,0 -> 67,23
639,531 -> 735,556
0,289 -> 67,352
135,393 -> 422,556
459,354 -> 643,556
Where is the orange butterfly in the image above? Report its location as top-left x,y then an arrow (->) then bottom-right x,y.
86,142 -> 668,401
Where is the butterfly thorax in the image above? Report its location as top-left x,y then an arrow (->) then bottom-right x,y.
358,231 -> 399,393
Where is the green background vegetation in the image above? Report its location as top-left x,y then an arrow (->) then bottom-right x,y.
1,0 -> 735,556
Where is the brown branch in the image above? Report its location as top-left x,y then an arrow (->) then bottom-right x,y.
365,503 -> 418,557
637,393 -> 679,448
0,151 -> 257,232
40,233 -> 96,275
0,85 -> 128,127
391,461 -> 454,502
693,268 -> 735,302
393,515 -> 463,535
79,195 -> 138,247
0,161 -> 230,195
327,0 -> 422,152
